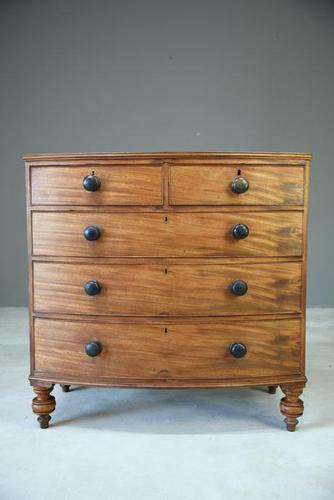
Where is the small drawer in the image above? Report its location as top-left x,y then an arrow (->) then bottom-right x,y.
169,165 -> 304,205
30,166 -> 163,206
34,318 -> 301,381
32,211 -> 303,258
33,261 -> 302,316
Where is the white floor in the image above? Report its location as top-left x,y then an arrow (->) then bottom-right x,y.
0,308 -> 333,500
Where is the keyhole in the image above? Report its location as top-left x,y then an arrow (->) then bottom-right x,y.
237,169 -> 241,176
164,216 -> 168,223
164,327 -> 168,334
92,170 -> 95,175
164,267 -> 168,274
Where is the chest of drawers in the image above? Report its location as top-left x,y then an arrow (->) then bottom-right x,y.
24,151 -> 311,430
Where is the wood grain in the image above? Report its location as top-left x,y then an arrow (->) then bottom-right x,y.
280,382 -> 305,431
31,166 -> 163,206
34,318 -> 301,381
300,160 -> 310,373
25,152 -> 311,429
33,261 -> 302,316
170,166 -> 304,205
24,151 -> 312,162
29,374 -> 307,389
32,385 -> 55,429
32,211 -> 303,258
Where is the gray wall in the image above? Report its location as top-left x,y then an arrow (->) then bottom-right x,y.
1,0 -> 334,306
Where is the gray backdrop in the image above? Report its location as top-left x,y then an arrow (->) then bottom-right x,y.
1,0 -> 333,306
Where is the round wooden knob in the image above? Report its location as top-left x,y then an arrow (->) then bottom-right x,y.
230,280 -> 248,296
84,226 -> 101,241
231,223 -> 249,239
85,341 -> 102,357
231,176 -> 249,194
83,174 -> 101,191
229,342 -> 247,358
84,280 -> 102,296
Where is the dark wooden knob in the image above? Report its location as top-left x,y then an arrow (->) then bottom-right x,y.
229,342 -> 247,358
85,341 -> 102,357
84,225 -> 101,241
231,223 -> 249,239
231,176 -> 249,194
83,174 -> 101,191
230,280 -> 248,296
84,280 -> 102,296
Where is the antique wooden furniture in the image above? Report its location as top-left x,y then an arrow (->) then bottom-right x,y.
24,152 -> 311,430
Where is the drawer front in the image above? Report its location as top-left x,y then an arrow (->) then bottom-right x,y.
170,166 -> 304,205
34,318 -> 301,380
30,166 -> 163,206
32,211 -> 303,257
33,262 -> 301,316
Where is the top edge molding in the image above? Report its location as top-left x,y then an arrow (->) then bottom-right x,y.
23,151 -> 312,161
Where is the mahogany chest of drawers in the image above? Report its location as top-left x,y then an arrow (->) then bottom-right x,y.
24,151 -> 311,430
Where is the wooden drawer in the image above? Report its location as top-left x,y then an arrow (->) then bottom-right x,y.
34,318 -> 301,381
33,261 -> 302,316
32,211 -> 303,258
170,165 -> 304,205
30,166 -> 163,206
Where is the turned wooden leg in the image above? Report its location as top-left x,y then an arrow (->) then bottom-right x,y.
32,385 -> 56,429
60,384 -> 70,393
279,383 -> 305,431
268,385 -> 278,394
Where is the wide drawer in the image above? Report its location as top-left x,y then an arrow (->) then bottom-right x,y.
30,166 -> 163,206
32,211 -> 303,257
34,318 -> 301,380
170,165 -> 304,205
33,261 -> 302,316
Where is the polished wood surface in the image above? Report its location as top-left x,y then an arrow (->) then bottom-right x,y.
32,385 -> 55,429
32,211 -> 303,257
31,166 -> 163,206
24,151 -> 312,161
34,318 -> 301,381
280,382 -> 305,432
33,261 -> 301,316
170,166 -> 304,205
25,151 -> 311,430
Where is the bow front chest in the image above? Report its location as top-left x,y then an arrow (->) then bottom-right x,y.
24,152 -> 311,430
